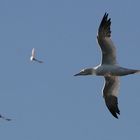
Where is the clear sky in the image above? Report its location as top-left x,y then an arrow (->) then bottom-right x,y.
0,0 -> 140,139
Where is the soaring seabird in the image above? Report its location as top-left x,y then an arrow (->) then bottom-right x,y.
74,13 -> 140,119
0,114 -> 11,121
30,48 -> 43,63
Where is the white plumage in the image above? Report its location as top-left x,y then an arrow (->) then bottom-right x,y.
30,48 -> 43,63
74,13 -> 140,118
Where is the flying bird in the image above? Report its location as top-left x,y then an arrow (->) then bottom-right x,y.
74,13 -> 140,119
30,48 -> 43,63
0,114 -> 11,121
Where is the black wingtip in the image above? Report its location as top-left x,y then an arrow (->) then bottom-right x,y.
98,12 -> 111,38
109,109 -> 120,119
104,12 -> 109,17
105,96 -> 120,119
102,12 -> 111,24
108,107 -> 120,119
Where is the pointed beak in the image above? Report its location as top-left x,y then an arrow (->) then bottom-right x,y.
74,72 -> 81,76
74,69 -> 92,76
74,71 -> 85,76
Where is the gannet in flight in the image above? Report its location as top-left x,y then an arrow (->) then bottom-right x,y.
74,13 -> 140,119
30,48 -> 43,63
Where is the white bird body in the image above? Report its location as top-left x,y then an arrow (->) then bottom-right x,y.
74,13 -> 140,119
77,65 -> 140,77
30,48 -> 43,63
30,56 -> 34,61
95,65 -> 140,76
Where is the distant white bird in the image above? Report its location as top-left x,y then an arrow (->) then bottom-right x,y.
30,48 -> 43,63
74,13 -> 140,119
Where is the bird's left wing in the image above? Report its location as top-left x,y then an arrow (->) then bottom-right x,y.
97,13 -> 117,65
31,48 -> 35,58
103,76 -> 120,118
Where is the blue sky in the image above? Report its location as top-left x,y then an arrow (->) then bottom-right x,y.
0,0 -> 140,139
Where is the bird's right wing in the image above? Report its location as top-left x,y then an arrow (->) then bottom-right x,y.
34,59 -> 43,63
103,76 -> 120,118
97,13 -> 117,65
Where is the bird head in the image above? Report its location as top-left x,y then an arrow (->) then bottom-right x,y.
74,68 -> 96,76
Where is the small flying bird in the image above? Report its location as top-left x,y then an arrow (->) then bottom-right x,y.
30,48 -> 43,63
0,114 -> 11,121
74,13 -> 140,119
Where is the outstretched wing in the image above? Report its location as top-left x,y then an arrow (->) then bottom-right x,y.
31,48 -> 35,58
103,76 -> 120,119
97,13 -> 117,65
34,58 -> 43,63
